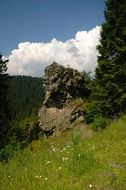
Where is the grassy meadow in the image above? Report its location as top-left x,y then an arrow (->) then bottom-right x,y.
0,116 -> 126,190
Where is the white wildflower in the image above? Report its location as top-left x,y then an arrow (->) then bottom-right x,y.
44,177 -> 48,181
52,148 -> 56,152
45,160 -> 51,165
62,157 -> 68,161
92,146 -> 95,150
61,147 -> 66,152
89,184 -> 93,188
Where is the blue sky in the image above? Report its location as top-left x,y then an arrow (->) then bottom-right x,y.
0,0 -> 105,56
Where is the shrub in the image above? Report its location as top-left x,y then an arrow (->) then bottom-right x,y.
85,101 -> 103,123
0,137 -> 21,162
91,116 -> 108,131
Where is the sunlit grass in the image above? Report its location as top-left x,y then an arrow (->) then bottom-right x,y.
1,116 -> 126,189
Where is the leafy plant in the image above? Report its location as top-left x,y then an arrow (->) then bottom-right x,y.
85,101 -> 103,123
91,116 -> 108,131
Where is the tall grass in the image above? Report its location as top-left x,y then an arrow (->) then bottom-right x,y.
1,116 -> 126,189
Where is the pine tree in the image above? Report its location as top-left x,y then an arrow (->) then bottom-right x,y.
94,0 -> 126,116
0,53 -> 10,149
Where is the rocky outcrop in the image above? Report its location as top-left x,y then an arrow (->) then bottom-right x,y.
38,62 -> 90,135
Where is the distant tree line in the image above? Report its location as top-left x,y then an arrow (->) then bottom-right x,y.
0,61 -> 44,151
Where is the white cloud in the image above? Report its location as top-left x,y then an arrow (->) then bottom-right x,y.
7,26 -> 101,77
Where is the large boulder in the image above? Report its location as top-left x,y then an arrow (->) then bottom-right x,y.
38,62 -> 90,135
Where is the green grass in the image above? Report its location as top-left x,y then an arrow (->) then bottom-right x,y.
1,116 -> 126,190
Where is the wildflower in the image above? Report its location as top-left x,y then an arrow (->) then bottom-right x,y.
44,177 -> 48,181
8,175 -> 11,178
24,168 -> 27,171
52,148 -> 56,152
36,175 -> 38,178
39,175 -> 42,178
92,146 -> 95,150
45,160 -> 51,165
62,157 -> 68,161
58,167 -> 62,170
61,147 -> 66,152
89,184 -> 93,188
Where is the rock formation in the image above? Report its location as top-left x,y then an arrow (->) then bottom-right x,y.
38,62 -> 90,135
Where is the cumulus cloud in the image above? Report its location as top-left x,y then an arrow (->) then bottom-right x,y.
7,26 -> 101,77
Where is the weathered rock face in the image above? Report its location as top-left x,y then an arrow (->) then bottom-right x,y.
38,62 -> 90,135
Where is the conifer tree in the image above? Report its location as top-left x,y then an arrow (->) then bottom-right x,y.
94,0 -> 126,116
0,53 -> 10,148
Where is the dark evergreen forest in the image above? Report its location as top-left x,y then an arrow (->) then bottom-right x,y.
8,76 -> 44,120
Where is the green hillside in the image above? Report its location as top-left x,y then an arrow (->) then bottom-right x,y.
8,76 -> 44,120
1,115 -> 126,190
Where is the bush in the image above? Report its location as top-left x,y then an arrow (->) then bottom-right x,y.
0,137 -> 21,162
85,101 -> 103,123
0,118 -> 44,162
91,116 -> 108,131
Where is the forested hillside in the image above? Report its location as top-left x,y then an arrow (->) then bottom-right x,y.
8,76 -> 44,120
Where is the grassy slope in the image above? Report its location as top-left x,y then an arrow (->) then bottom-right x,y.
0,116 -> 126,190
